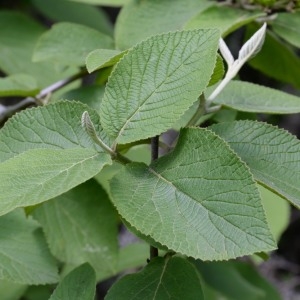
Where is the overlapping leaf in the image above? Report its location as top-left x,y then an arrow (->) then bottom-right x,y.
110,128 -> 276,260
100,29 -> 220,145
0,210 -> 58,284
185,5 -> 265,36
33,22 -> 114,66
115,0 -> 212,50
50,263 -> 95,300
105,256 -> 204,300
0,101 -> 112,215
211,80 -> 300,113
33,180 -> 118,278
0,74 -> 38,97
210,120 -> 300,207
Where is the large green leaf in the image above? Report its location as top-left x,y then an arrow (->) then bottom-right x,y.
246,24 -> 300,89
194,260 -> 281,300
211,80 -> 300,113
210,120 -> 300,208
115,0 -> 212,50
0,74 -> 38,97
33,22 -> 114,66
50,263 -> 96,300
31,0 -> 113,36
33,180 -> 118,278
185,5 -> 265,36
271,12 -> 300,48
0,101 -> 112,215
110,128 -> 276,260
0,11 -> 77,88
86,49 -> 125,73
100,29 -> 220,145
105,256 -> 204,300
0,210 -> 59,284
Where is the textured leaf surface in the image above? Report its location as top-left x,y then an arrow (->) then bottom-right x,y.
32,0 -> 113,35
210,121 -> 300,207
110,128 -> 275,260
0,210 -> 58,284
246,24 -> 300,89
0,101 -> 111,162
211,81 -> 300,113
194,260 -> 281,300
86,49 -> 125,73
0,74 -> 38,97
115,0 -> 211,50
0,148 -> 110,216
272,12 -> 300,48
50,263 -> 95,300
0,11 -> 77,88
33,22 -> 114,66
185,6 -> 264,36
33,180 -> 118,278
105,256 -> 204,300
100,29 -> 220,144
0,101 -> 112,215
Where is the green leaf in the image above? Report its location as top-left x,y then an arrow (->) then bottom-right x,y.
33,180 -> 118,278
208,54 -> 224,86
50,263 -> 96,300
61,85 -> 105,111
86,49 -> 125,73
0,210 -> 59,284
110,128 -> 276,260
0,101 -> 112,215
0,148 -> 110,216
184,5 -> 265,36
0,74 -> 39,97
0,280 -> 27,300
100,29 -> 220,145
271,12 -> 300,48
0,101 -> 111,162
210,120 -> 300,208
105,256 -> 204,300
31,0 -> 113,36
115,0 -> 212,50
211,80 -> 300,113
67,0 -> 129,6
259,184 -> 289,242
33,22 -> 114,66
0,11 -> 77,88
194,260 -> 281,300
246,24 -> 300,89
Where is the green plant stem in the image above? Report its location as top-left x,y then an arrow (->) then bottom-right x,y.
150,136 -> 159,260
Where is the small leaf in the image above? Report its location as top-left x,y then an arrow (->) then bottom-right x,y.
86,49 -> 125,73
184,5 -> 265,37
0,280 -> 27,300
110,128 -> 276,260
0,74 -> 39,97
67,0 -> 129,6
100,29 -> 220,144
33,180 -> 118,279
238,23 -> 266,65
271,12 -> 300,48
211,80 -> 300,114
208,54 -> 225,86
0,210 -> 59,284
210,120 -> 300,208
33,22 -> 114,66
105,256 -> 204,300
50,263 -> 96,300
115,0 -> 212,50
